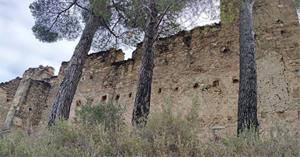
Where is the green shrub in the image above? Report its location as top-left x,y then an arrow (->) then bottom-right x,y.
135,104 -> 201,156
1,102 -> 300,157
76,102 -> 125,131
0,130 -> 31,157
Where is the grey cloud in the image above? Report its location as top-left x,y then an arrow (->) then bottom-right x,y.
0,1 -> 17,8
0,0 -> 219,82
0,0 -> 77,82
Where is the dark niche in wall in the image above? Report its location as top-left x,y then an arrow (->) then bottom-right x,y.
76,100 -> 82,107
158,88 -> 162,94
220,46 -> 230,54
213,80 -> 220,87
174,87 -> 179,91
232,78 -> 239,84
183,35 -> 192,48
102,95 -> 107,102
115,94 -> 120,101
193,83 -> 199,89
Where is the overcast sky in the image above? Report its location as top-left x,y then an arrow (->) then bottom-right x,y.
0,0 -> 79,82
0,0 -> 219,83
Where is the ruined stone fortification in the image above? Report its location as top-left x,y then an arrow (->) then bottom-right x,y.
0,0 -> 299,138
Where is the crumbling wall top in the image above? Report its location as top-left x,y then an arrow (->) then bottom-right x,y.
23,65 -> 54,81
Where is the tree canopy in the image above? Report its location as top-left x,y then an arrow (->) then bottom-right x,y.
30,0 -> 219,51
29,0 -> 128,51
116,0 -> 219,47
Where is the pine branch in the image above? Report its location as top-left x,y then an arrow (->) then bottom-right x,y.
48,0 -> 77,31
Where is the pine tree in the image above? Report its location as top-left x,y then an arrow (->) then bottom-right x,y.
30,0 -> 125,127
127,0 -> 212,127
237,0 -> 259,135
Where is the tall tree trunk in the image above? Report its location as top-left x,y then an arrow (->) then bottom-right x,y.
132,2 -> 159,127
237,0 -> 259,135
48,15 -> 102,127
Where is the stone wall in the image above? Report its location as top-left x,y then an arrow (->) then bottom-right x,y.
0,78 -> 21,127
0,66 -> 54,130
14,80 -> 51,134
0,0 -> 299,138
68,0 -> 300,138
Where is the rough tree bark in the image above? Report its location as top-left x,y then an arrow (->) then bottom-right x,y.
237,0 -> 259,135
132,2 -> 159,127
48,14 -> 102,127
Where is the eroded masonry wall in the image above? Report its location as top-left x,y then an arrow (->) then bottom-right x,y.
0,66 -> 54,130
0,78 -> 21,127
37,0 -> 300,138
14,80 -> 51,133
89,0 -> 298,137
0,0 -> 299,138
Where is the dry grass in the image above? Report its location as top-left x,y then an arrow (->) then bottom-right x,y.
1,102 -> 300,157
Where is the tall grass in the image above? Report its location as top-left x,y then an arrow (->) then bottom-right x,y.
1,102 -> 300,157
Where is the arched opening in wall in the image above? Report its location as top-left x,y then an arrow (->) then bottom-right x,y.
193,83 -> 199,89
28,107 -> 32,112
89,75 -> 94,80
158,88 -> 162,94
115,95 -> 120,101
129,93 -> 132,98
102,95 -> 107,102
